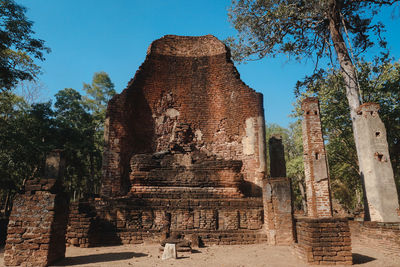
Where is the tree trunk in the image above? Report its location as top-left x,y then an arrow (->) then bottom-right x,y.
327,0 -> 370,218
4,189 -> 11,216
298,180 -> 307,215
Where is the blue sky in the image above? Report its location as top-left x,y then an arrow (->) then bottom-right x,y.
18,0 -> 400,127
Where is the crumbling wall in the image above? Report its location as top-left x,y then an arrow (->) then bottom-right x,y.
354,103 -> 400,222
101,35 -> 266,198
4,151 -> 68,267
76,35 -> 269,244
263,135 -> 294,245
301,97 -> 332,218
349,221 -> 400,254
295,217 -> 352,265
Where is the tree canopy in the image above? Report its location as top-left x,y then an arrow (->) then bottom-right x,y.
0,71 -> 115,213
227,0 -> 396,63
0,0 -> 50,90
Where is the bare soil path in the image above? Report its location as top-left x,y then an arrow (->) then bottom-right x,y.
1,242 -> 399,267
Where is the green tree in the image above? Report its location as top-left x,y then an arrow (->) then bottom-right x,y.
0,91 -> 55,214
227,0 -> 398,206
54,88 -> 97,198
82,71 -> 116,195
0,0 -> 50,90
83,71 -> 116,120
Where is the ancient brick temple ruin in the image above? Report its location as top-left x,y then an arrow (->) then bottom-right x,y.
67,35 -> 269,246
4,35 -> 400,267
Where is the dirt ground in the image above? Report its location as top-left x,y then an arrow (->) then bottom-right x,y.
1,242 -> 399,267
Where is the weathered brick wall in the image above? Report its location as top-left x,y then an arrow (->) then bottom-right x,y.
295,217 -> 352,265
66,201 -> 96,248
91,35 -> 268,243
301,97 -> 332,218
101,35 -> 266,198
263,178 -> 294,245
4,150 -> 68,267
349,221 -> 400,254
4,180 -> 68,267
263,135 -> 294,245
66,197 -> 266,247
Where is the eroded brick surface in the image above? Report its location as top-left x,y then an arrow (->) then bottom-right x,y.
349,221 -> 400,254
263,135 -> 294,245
301,98 -> 332,218
67,35 -> 268,246
4,151 -> 68,267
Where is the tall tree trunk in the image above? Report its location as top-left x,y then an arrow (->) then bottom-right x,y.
328,0 -> 369,218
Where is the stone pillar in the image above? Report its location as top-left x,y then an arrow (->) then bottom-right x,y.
355,103 -> 400,222
263,135 -> 294,245
269,134 -> 286,178
301,97 -> 332,218
4,150 -> 68,267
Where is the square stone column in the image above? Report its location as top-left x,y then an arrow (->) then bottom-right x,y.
263,134 -> 294,245
301,97 -> 332,218
355,103 -> 400,222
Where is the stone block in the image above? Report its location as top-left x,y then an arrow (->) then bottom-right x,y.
162,243 -> 177,260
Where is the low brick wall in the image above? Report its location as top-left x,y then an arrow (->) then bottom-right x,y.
295,217 -> 352,265
349,221 -> 400,253
66,201 -> 96,248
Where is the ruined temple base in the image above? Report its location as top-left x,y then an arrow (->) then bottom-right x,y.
66,198 -> 268,248
294,217 -> 352,265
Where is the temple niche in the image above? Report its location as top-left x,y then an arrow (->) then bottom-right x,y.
90,35 -> 268,244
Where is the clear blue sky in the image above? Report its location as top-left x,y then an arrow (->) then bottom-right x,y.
18,0 -> 400,127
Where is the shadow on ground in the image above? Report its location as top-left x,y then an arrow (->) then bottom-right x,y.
352,253 -> 376,264
53,252 -> 147,266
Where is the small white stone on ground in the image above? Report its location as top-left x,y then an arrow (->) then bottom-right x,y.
162,243 -> 177,260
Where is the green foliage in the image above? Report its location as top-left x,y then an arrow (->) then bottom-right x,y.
83,71 -> 116,120
227,0 -> 395,63
0,71 -> 115,206
82,71 -> 116,152
0,91 -> 56,213
0,0 -> 50,90
54,88 -> 97,197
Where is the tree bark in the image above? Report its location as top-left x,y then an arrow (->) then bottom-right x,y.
327,0 -> 369,216
298,179 -> 307,215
